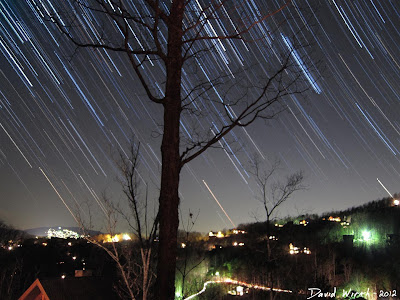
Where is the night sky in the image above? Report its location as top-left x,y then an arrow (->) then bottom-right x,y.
1,0 -> 400,233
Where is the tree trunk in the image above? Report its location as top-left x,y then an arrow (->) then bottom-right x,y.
156,2 -> 184,299
156,111 -> 181,299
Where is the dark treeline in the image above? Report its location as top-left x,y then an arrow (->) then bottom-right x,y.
1,195 -> 400,299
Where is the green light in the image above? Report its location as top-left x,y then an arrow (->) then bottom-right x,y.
362,230 -> 371,241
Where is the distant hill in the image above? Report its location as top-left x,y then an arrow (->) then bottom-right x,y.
237,194 -> 400,240
24,226 -> 102,237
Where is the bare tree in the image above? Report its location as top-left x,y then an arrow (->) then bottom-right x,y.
78,142 -> 158,300
250,156 -> 304,299
35,1 -> 319,298
176,211 -> 206,299
115,142 -> 159,300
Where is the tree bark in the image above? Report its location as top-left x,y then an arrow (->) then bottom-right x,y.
156,2 -> 184,299
156,103 -> 181,299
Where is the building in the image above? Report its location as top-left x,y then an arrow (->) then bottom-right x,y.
19,277 -> 118,300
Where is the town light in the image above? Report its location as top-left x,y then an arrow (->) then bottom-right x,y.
122,234 -> 131,241
394,199 -> 399,206
216,231 -> 224,238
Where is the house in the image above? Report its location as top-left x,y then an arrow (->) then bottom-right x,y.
19,277 -> 118,300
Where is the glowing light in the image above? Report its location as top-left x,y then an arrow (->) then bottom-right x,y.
47,228 -> 81,239
61,275 -> 66,279
184,277 -> 292,299
362,230 -> 371,241
102,233 -> 132,243
394,199 -> 399,206
299,220 -> 308,226
289,243 -> 299,254
122,234 -> 131,241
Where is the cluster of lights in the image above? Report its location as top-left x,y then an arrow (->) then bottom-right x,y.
328,216 -> 341,222
289,243 -> 299,254
340,221 -> 350,227
227,286 -> 247,296
209,245 -> 223,250
299,220 -> 308,226
232,242 -> 245,247
275,223 -> 284,228
232,229 -> 246,234
209,231 -> 225,238
289,243 -> 311,255
3,240 -> 22,251
47,227 -> 81,239
269,235 -> 278,240
102,233 -> 132,243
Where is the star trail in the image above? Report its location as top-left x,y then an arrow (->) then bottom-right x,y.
0,0 -> 400,231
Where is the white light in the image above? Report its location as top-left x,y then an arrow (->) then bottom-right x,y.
362,230 -> 371,241
394,199 -> 399,206
61,275 -> 66,279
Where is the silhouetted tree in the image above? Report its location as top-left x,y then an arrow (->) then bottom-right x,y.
78,142 -> 158,300
250,157 -> 304,299
36,1 -> 318,298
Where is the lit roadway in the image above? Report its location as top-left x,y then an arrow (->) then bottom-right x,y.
184,277 -> 293,299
